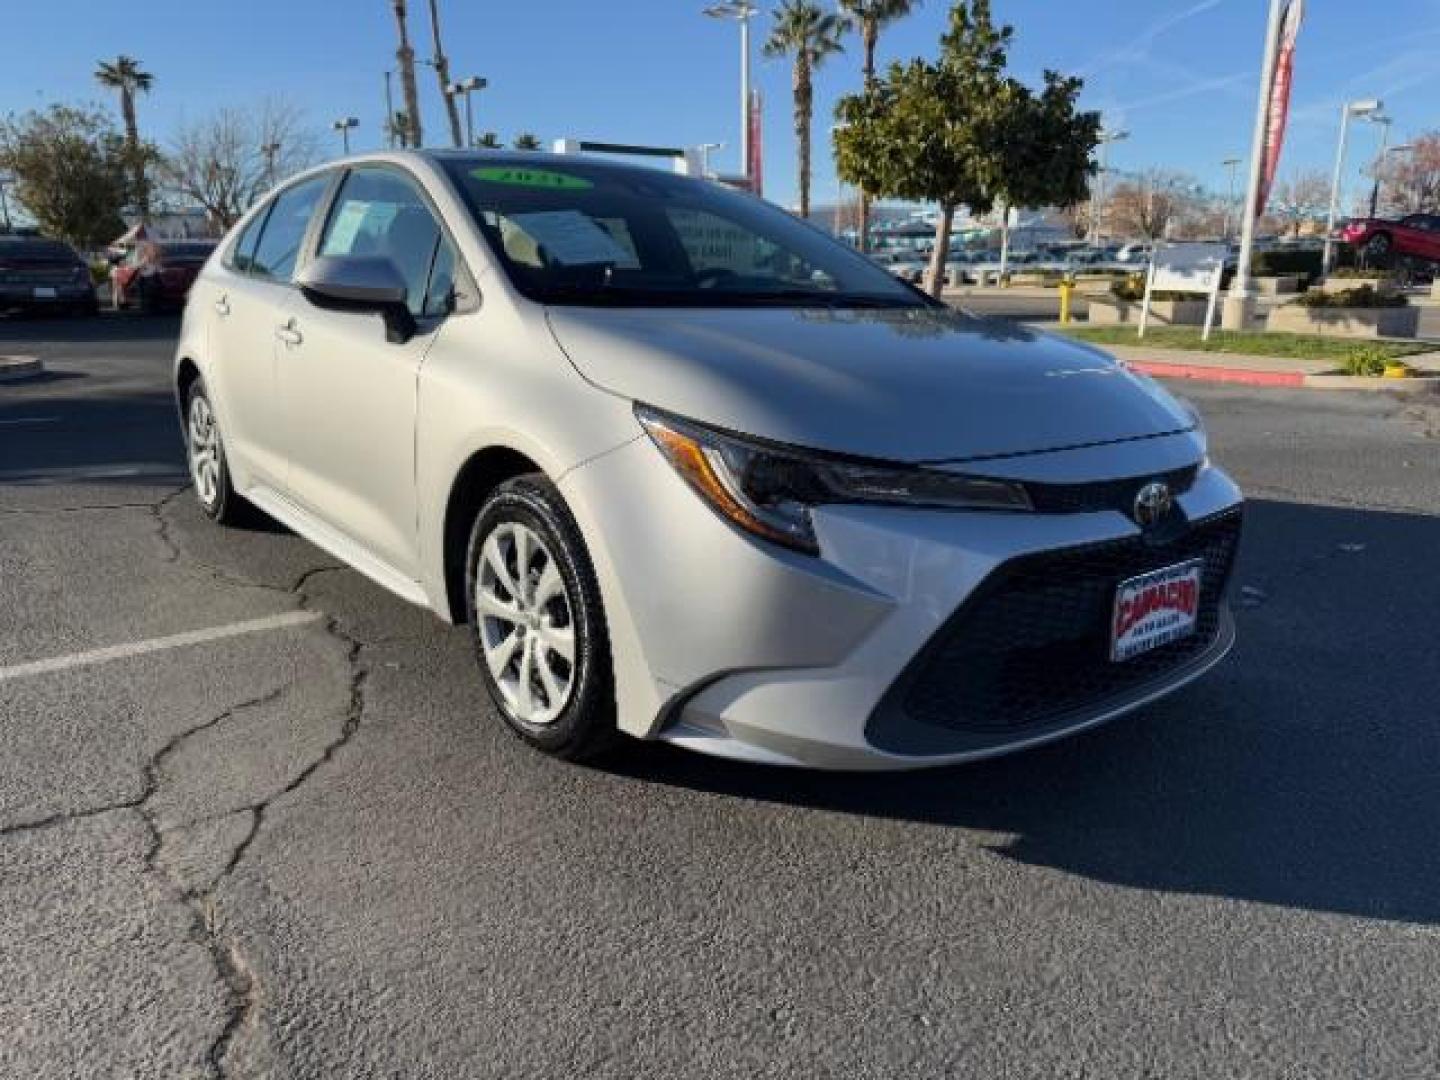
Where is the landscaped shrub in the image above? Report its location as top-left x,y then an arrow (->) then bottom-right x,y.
1296,285 -> 1408,309
1252,247 -> 1353,284
1342,345 -> 1391,376
1328,266 -> 1394,280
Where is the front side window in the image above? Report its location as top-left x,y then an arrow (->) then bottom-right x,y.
442,158 -> 927,309
318,167 -> 445,317
248,173 -> 330,282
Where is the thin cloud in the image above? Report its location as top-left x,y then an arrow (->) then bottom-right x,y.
1079,0 -> 1226,75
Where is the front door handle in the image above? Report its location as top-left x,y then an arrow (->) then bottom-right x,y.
213,295 -> 231,317
275,322 -> 303,347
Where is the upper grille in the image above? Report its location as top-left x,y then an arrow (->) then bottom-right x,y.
1021,465 -> 1199,516
867,508 -> 1242,755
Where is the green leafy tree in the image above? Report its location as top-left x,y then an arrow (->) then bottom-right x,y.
476,131 -> 503,149
835,0 -> 1097,295
0,104 -> 139,248
512,132 -> 543,151
94,55 -> 154,217
764,0 -> 850,220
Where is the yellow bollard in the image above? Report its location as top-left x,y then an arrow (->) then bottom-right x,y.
1059,279 -> 1075,325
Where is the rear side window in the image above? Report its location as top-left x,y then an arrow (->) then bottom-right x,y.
248,174 -> 330,282
229,211 -> 267,273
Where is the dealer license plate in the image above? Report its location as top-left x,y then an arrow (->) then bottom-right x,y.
33,287 -> 57,299
1110,559 -> 1203,662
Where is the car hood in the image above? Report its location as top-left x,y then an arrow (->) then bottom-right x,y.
546,306 -> 1192,464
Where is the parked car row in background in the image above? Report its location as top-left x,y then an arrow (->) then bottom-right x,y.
0,234 -> 217,318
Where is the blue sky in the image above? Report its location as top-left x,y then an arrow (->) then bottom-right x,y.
4,0 -> 1440,209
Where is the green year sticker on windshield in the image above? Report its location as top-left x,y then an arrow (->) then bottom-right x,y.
470,167 -> 593,190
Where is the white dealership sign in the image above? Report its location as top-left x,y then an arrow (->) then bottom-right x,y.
1139,242 -> 1228,342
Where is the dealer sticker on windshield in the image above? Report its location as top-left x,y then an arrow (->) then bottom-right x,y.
1110,559 -> 1203,662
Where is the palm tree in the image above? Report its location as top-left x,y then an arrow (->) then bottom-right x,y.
839,0 -> 919,81
391,1 -> 424,147
513,133 -> 543,151
839,1 -> 919,249
425,0 -> 464,148
94,55 -> 153,217
764,1 -> 850,220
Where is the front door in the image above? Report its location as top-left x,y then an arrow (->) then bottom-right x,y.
276,165 -> 461,578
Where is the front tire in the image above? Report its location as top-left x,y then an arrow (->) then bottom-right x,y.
1365,233 -> 1392,262
184,379 -> 246,525
465,474 -> 616,761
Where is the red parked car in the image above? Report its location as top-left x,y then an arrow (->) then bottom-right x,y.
1339,213 -> 1440,266
111,240 -> 217,313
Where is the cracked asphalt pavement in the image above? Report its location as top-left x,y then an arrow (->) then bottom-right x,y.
3,314 -> 1440,1078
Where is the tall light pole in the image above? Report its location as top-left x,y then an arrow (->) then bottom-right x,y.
1322,98 -> 1382,273
0,173 -> 12,232
1222,157 -> 1242,241
332,117 -> 359,154
1089,128 -> 1129,245
447,76 -> 486,148
703,1 -> 757,183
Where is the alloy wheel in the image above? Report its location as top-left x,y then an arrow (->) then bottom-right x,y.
475,521 -> 577,726
187,393 -> 222,509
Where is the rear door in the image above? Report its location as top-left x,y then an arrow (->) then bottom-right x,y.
275,164 -> 468,577
202,173 -> 333,489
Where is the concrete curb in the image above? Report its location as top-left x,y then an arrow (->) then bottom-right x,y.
0,355 -> 44,383
1124,359 -> 1440,394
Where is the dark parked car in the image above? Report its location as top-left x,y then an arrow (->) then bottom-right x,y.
1340,213 -> 1440,266
112,240 -> 218,312
0,237 -> 99,316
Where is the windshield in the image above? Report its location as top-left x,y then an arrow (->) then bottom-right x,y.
442,157 -> 929,309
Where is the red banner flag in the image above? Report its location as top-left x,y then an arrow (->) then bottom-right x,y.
1257,0 -> 1303,216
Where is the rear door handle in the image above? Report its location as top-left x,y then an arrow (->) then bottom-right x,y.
275,322 -> 303,347
213,295 -> 230,317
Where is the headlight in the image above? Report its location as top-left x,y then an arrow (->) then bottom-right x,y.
635,404 -> 1031,555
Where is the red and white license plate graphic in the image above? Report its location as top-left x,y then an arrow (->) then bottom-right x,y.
1110,559 -> 1203,662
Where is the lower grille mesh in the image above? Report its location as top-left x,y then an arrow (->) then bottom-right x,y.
876,509 -> 1242,743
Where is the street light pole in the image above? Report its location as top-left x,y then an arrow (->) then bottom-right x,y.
1089,128 -> 1129,245
1323,98 -> 1382,273
447,77 -> 486,148
332,117 -> 359,154
703,1 -> 757,184
1222,157 -> 1242,242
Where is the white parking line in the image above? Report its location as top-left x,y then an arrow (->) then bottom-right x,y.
0,611 -> 323,684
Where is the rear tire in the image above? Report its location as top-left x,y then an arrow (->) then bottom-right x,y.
184,378 -> 247,525
464,474 -> 617,761
1365,233 -> 1392,262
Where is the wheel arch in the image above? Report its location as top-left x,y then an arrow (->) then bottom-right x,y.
175,356 -> 202,414
441,445 -> 546,623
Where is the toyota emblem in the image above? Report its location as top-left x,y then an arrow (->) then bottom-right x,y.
1133,481 -> 1174,528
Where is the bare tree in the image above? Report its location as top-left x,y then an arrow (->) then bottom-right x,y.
391,0 -> 424,148
160,101 -> 321,230
1374,130 -> 1440,216
1105,169 -> 1199,240
425,0 -> 464,148
1269,169 -> 1330,237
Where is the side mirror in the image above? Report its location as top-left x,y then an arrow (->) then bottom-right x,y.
296,255 -> 418,344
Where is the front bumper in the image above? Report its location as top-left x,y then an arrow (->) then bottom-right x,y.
563,432 -> 1244,770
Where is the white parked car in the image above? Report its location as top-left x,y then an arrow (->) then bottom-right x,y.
176,151 -> 1243,770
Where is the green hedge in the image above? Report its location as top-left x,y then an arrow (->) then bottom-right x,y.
1251,247 -> 1353,283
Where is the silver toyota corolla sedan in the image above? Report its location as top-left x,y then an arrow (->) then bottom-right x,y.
174,150 -> 1243,770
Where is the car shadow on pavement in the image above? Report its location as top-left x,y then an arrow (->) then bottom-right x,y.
0,389 -> 186,482
612,498 -> 1440,925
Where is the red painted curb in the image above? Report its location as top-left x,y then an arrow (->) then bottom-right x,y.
1124,359 -> 1306,388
